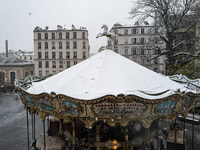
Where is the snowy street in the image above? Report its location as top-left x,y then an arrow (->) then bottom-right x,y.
0,93 -> 43,150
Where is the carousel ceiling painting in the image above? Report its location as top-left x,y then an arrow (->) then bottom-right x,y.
15,50 -> 200,129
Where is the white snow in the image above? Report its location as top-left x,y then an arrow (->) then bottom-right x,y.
26,50 -> 194,100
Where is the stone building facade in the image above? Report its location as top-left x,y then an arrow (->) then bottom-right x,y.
33,25 -> 90,76
0,57 -> 34,87
109,23 -> 165,74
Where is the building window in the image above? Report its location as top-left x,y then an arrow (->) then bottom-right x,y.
132,29 -> 136,34
132,38 -> 137,44
0,71 -> 5,83
45,42 -> 48,49
155,58 -> 158,64
59,42 -> 62,49
52,61 -> 56,68
141,28 -> 144,34
73,42 -> 77,49
114,49 -> 118,53
38,52 -> 42,59
66,42 -> 70,49
30,56 -> 32,60
52,33 -> 55,39
59,61 -> 63,68
39,61 -> 42,68
73,52 -> 77,58
125,29 -> 128,35
39,70 -> 42,77
24,56 -> 26,60
45,33 -> 48,39
141,38 -> 145,44
67,61 -> 70,68
66,52 -> 70,58
83,51 -> 86,59
38,33 -> 41,39
125,49 -> 128,56
82,32 -> 85,39
45,52 -> 48,59
141,49 -> 144,54
59,33 -> 62,39
66,32 -> 69,39
52,42 -> 55,49
45,61 -> 49,68
83,42 -> 86,49
46,71 -> 49,75
39,71 -> 42,77
132,48 -> 136,55
25,71 -> 28,77
30,70 -> 33,76
125,39 -> 128,44
53,71 -> 56,74
52,52 -> 56,59
154,68 -> 158,72
114,30 -> 118,34
73,32 -> 77,39
74,61 -> 77,65
59,52 -> 63,59
38,43 -> 41,49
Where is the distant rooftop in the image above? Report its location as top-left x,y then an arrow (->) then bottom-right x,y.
0,53 -> 14,58
34,24 -> 87,32
0,57 -> 33,66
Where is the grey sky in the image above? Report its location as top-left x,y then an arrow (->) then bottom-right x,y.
0,0 -> 137,54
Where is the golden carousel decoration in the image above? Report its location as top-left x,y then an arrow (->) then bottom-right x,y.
15,50 -> 200,150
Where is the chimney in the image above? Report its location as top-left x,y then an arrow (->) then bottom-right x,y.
6,40 -> 8,57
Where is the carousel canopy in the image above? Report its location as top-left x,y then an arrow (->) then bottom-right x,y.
26,50 -> 195,100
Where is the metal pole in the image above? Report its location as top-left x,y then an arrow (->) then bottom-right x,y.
43,119 -> 46,150
157,119 -> 159,150
26,108 -> 30,150
34,113 -> 36,140
184,118 -> 186,148
31,113 -> 33,140
175,119 -> 177,149
192,108 -> 195,150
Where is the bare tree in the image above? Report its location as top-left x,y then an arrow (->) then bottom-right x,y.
130,0 -> 200,76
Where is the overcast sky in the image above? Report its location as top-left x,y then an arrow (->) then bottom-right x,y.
0,0 -> 138,54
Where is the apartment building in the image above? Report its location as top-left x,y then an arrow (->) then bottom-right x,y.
33,25 -> 90,76
109,22 -> 165,74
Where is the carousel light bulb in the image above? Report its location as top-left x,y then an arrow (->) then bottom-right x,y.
111,119 -> 114,121
90,127 -> 92,129
96,117 -> 98,121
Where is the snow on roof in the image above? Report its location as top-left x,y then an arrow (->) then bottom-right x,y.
26,50 -> 194,100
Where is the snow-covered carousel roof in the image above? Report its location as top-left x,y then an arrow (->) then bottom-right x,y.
26,50 -> 195,100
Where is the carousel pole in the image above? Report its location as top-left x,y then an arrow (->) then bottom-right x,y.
26,107 -> 30,150
96,125 -> 100,150
34,112 -> 36,140
192,108 -> 195,150
183,117 -> 186,149
157,119 -> 159,150
43,119 -> 46,150
31,113 -> 34,140
125,128 -> 128,150
175,118 -> 177,149
72,119 -> 76,144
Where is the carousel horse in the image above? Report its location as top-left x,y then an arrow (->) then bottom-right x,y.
96,24 -> 117,44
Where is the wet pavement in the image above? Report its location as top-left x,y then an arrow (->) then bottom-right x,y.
0,93 -> 43,150
0,92 -> 200,150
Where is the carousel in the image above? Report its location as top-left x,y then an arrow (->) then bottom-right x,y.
15,49 -> 200,150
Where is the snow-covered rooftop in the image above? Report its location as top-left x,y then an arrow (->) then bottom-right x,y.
26,50 -> 194,100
